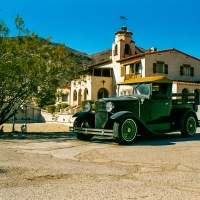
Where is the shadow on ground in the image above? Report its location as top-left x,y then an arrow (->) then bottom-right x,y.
90,132 -> 200,146
0,132 -> 75,141
0,131 -> 200,146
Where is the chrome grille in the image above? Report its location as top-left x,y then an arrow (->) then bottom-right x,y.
95,101 -> 108,129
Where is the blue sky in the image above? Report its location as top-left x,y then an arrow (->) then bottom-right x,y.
1,0 -> 200,58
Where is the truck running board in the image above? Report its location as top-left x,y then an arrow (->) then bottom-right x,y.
74,127 -> 114,136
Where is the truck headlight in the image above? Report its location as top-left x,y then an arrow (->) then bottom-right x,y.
106,102 -> 114,112
84,102 -> 92,112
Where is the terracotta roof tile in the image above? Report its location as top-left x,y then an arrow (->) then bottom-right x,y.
117,48 -> 200,62
58,84 -> 71,89
173,81 -> 200,86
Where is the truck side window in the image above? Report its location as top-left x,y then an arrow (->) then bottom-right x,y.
152,83 -> 169,99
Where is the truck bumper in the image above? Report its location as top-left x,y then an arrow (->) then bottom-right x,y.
74,127 -> 114,136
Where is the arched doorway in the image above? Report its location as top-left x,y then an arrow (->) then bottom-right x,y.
83,88 -> 88,100
98,88 -> 108,99
182,88 -> 189,94
73,90 -> 77,105
78,89 -> 82,105
73,90 -> 77,101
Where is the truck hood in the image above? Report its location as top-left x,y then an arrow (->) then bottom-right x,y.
99,94 -> 149,103
96,95 -> 149,115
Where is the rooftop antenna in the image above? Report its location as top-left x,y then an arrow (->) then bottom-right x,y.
120,16 -> 128,27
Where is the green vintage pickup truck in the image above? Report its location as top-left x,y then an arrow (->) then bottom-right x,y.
73,76 -> 200,144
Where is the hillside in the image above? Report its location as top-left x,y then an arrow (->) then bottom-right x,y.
51,42 -> 112,67
57,43 -> 112,66
6,36 -> 145,67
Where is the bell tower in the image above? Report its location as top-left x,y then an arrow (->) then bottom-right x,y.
112,26 -> 136,61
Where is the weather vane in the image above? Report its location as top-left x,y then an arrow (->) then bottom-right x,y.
120,16 -> 128,26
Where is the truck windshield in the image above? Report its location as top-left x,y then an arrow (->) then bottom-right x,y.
118,83 -> 151,97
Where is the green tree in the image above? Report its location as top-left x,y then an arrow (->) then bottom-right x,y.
0,19 -> 10,36
0,15 -> 83,125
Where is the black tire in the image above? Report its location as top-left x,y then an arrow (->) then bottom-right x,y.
73,118 -> 93,141
114,117 -> 138,145
181,113 -> 197,137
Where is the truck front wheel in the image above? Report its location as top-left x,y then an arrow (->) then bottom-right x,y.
73,118 -> 93,141
114,118 -> 138,145
181,114 -> 197,137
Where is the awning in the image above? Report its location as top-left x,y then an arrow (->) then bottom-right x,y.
118,76 -> 173,85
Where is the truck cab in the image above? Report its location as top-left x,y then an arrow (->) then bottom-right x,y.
73,76 -> 199,144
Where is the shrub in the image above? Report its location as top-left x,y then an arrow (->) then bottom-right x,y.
55,103 -> 69,112
45,105 -> 56,114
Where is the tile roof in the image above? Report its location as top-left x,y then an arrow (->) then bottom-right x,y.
173,81 -> 200,86
86,48 -> 199,69
58,84 -> 71,89
117,48 -> 200,62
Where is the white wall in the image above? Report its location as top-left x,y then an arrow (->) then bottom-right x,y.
145,51 -> 200,82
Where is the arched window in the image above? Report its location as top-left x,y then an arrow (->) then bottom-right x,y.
98,88 -> 109,99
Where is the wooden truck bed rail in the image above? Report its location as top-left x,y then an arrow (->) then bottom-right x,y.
172,93 -> 196,105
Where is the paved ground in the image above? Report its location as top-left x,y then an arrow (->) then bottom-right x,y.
0,123 -> 200,199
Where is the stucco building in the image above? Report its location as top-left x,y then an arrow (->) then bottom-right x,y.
57,26 -> 200,106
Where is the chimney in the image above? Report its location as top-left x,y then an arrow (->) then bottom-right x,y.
150,47 -> 157,52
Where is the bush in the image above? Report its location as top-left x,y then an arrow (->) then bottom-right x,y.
45,105 -> 56,114
55,103 -> 69,112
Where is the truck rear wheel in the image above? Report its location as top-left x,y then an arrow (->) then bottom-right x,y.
181,114 -> 197,137
73,118 -> 93,141
114,117 -> 138,145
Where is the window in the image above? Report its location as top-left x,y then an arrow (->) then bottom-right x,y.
114,44 -> 118,55
93,69 -> 112,77
130,63 -> 141,74
183,66 -> 190,76
102,69 -> 112,77
93,69 -> 101,76
152,83 -> 171,99
157,63 -> 164,73
62,95 -> 68,102
153,62 -> 168,74
125,44 -> 131,55
180,65 -> 194,76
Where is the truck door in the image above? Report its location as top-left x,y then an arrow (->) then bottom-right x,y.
149,83 -> 172,131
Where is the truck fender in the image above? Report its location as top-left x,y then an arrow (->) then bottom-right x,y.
111,111 -> 140,139
110,111 -> 134,121
72,111 -> 85,120
111,111 -> 158,137
73,112 -> 95,126
179,109 -> 199,129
